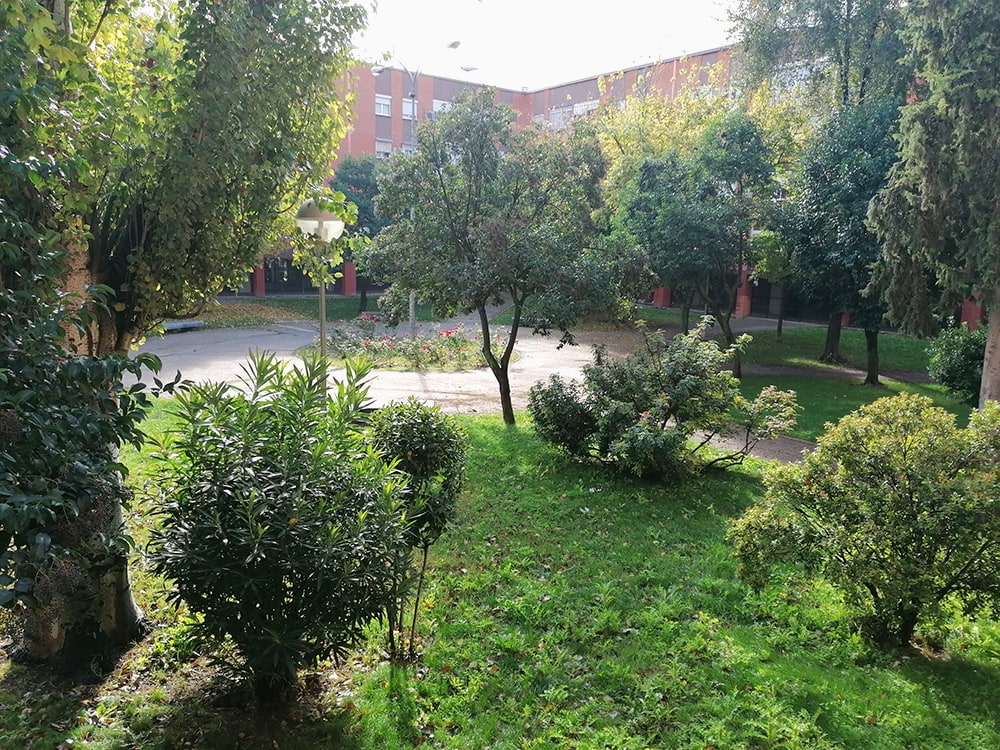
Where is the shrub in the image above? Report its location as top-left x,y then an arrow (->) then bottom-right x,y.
528,320 -> 798,479
366,398 -> 466,658
730,393 -> 1000,649
149,353 -> 409,702
927,323 -> 986,404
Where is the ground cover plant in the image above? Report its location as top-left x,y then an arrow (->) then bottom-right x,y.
2,411 -> 1000,748
179,297 -> 438,329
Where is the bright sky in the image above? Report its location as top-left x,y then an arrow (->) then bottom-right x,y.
352,0 -> 737,91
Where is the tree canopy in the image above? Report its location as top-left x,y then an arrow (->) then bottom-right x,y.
729,0 -> 908,108
626,108 -> 776,376
361,88 -> 614,424
868,0 -> 1000,405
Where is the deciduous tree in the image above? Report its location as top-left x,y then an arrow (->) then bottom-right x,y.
362,89 -> 614,425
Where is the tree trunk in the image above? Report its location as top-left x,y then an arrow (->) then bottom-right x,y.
479,303 -> 517,425
681,303 -> 691,334
17,246 -> 146,666
979,289 -> 1000,408
820,311 -> 845,363
21,485 -> 144,666
863,328 -> 880,386
776,286 -> 786,341
716,313 -> 741,378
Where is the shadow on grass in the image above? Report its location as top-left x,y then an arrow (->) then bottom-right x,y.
902,651 -> 1000,731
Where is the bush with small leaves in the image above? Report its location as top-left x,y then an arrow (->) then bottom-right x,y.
366,397 -> 466,658
730,393 -> 1000,650
528,320 -> 798,479
150,353 -> 409,702
927,323 -> 986,404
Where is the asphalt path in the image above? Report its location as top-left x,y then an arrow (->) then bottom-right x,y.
133,315 -> 816,462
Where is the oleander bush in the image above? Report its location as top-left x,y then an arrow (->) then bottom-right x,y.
149,353 -> 410,702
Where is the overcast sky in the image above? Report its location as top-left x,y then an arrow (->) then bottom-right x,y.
352,0 -> 737,91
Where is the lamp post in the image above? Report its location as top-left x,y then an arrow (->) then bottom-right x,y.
295,199 -> 345,365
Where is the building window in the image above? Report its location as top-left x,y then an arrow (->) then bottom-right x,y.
432,99 -> 452,114
401,142 -> 417,155
375,139 -> 392,159
402,97 -> 416,120
375,95 -> 391,117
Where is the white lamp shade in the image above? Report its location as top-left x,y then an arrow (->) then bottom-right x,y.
295,199 -> 345,242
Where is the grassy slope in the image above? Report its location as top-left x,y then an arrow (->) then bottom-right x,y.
3,411 -> 998,749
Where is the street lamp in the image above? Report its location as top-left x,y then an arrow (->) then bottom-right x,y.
295,199 -> 344,365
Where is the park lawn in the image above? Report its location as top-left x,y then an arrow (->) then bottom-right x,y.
182,296 -> 437,328
739,374 -> 973,442
3,412 -> 996,749
743,325 -> 931,374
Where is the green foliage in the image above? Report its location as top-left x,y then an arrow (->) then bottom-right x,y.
927,324 -> 987,404
328,154 -> 388,240
731,393 -> 1000,648
149,353 -> 409,701
361,88 -> 618,423
869,0 -> 1000,338
367,398 -> 466,658
528,320 -> 798,478
626,108 -> 776,368
730,0 -> 908,108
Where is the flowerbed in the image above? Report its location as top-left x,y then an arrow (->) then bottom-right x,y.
326,321 -> 489,370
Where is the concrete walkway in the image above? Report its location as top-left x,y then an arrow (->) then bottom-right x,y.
134,313 -> 817,463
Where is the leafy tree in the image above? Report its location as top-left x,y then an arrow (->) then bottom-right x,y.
361,88 -> 615,424
868,0 -> 1000,408
729,0 -> 908,108
528,321 -> 798,478
731,393 -> 1000,649
790,98 -> 899,378
151,354 -> 408,702
329,154 -> 388,240
627,109 -> 776,376
1,0 -> 366,661
748,229 -> 794,339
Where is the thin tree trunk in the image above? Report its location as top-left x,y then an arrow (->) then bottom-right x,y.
479,303 -> 517,425
776,285 -> 786,340
820,311 -> 844,363
863,328 -> 880,386
716,313 -> 741,378
978,288 -> 1000,408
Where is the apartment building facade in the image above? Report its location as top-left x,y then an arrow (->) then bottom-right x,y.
250,46 -> 734,298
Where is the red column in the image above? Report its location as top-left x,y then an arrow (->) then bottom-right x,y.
341,261 -> 357,297
961,299 -> 984,331
651,287 -> 672,308
251,266 -> 266,297
840,311 -> 852,327
735,266 -> 753,318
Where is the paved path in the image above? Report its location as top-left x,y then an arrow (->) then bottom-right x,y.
134,314 -> 817,463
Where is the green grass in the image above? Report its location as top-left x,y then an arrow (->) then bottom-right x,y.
348,417 -> 1000,749
4,410 -> 996,748
743,325 -> 932,373
185,296 -> 438,328
741,374 -> 973,441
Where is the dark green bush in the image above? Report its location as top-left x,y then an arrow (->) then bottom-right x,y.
367,397 -> 466,658
730,393 -> 1000,649
528,320 -> 798,479
927,323 -> 986,404
150,353 -> 408,701
525,375 -> 597,456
